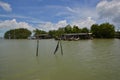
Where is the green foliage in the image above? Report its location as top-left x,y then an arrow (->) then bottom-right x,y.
4,23 -> 116,39
49,30 -> 56,37
100,23 -> 115,38
48,28 -> 65,38
91,24 -> 101,38
81,27 -> 89,33
57,28 -> 65,37
4,28 -> 31,39
72,25 -> 81,33
64,24 -> 72,33
48,25 -> 90,38
33,29 -> 47,36
91,23 -> 115,38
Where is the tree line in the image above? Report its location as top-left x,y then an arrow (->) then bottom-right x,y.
4,28 -> 31,39
4,22 -> 118,39
91,23 -> 115,38
48,25 -> 89,38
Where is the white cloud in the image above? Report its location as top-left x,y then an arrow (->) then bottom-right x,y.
0,19 -> 35,37
0,14 -> 30,19
71,17 -> 96,29
0,1 -> 12,12
96,0 -> 120,27
36,17 -> 96,31
66,7 -> 76,13
0,18 -> 96,37
36,20 -> 68,31
64,6 -> 98,22
55,20 -> 68,29
0,19 -> 34,30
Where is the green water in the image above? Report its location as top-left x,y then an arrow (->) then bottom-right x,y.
0,39 -> 120,80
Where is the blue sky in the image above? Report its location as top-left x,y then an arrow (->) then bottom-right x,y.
0,0 -> 99,22
0,0 -> 120,37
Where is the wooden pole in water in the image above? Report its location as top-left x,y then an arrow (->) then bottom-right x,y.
60,39 -> 63,56
54,40 -> 59,55
36,37 -> 39,56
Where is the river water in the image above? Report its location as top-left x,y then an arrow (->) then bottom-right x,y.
0,39 -> 120,80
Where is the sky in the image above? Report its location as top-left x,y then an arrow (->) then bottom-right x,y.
0,0 -> 120,37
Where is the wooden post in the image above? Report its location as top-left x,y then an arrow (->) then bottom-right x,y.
36,37 -> 39,56
60,39 -> 63,56
54,40 -> 63,55
54,40 -> 59,55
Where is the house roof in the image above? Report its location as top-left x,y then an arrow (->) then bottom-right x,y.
62,33 -> 92,36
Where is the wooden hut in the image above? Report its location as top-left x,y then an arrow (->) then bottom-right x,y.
61,33 -> 92,40
36,34 -> 52,39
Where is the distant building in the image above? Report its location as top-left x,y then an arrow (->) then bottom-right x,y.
61,33 -> 92,40
36,34 -> 52,39
115,32 -> 120,39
